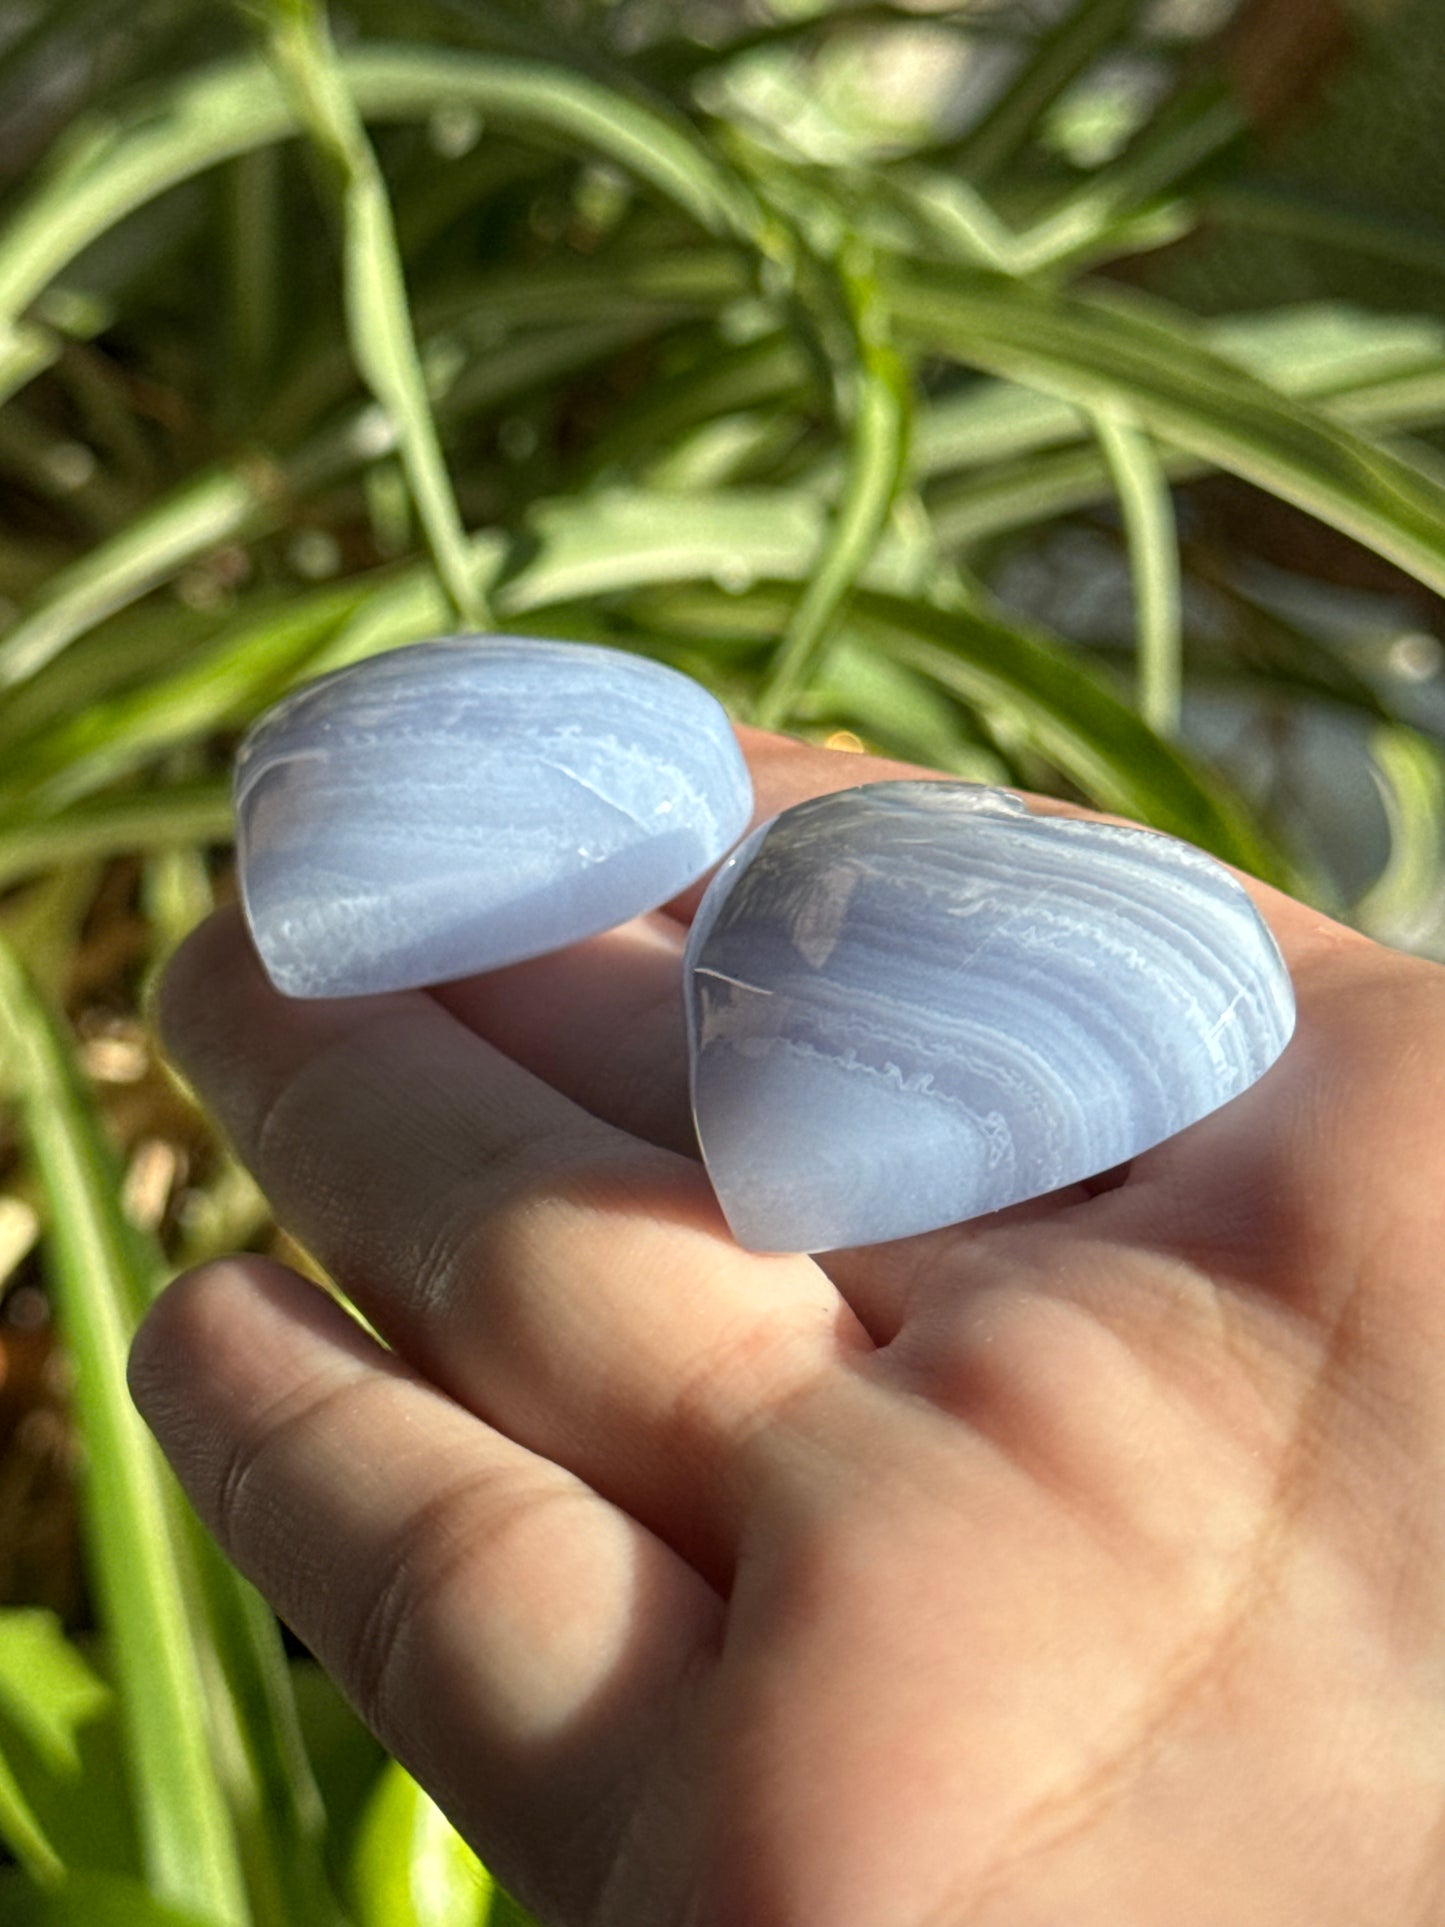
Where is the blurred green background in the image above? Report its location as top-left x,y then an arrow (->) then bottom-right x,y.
1,0 -> 1443,1920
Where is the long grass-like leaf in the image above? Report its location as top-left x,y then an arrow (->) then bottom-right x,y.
0,1868 -> 220,1925
951,0 -> 1145,184
253,0 -> 481,625
1007,82 -> 1243,274
1090,405 -> 1182,734
0,326 -> 60,405
0,801 -> 220,933
754,261 -> 912,728
1204,182 -> 1445,283
0,944 -> 248,1926
0,469 -> 267,692
222,149 -> 286,420
886,261 -> 1445,595
0,1753 -> 64,1889
0,583 -> 373,805
348,1760 -> 494,1927
850,589 -> 1285,878
611,574 -> 1285,879
173,1521 -> 343,1927
0,286 -> 705,691
1355,725 -> 1445,957
0,45 -> 759,382
0,1609 -> 134,1889
793,305 -> 1445,497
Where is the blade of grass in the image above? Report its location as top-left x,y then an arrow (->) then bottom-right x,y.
348,1760 -> 495,1927
172,1519 -> 343,1927
0,583 -> 375,808
221,148 -> 286,424
1355,724 -> 1445,956
926,441 -> 1157,547
754,255 -> 912,727
0,1868 -> 226,1925
0,467 -> 274,692
952,0 -> 1146,185
805,636 -> 1013,783
1204,182 -> 1445,284
886,261 -> 1445,597
0,44 -> 761,390
0,603 -> 227,757
0,944 -> 340,1924
1089,405 -> 1182,734
0,324 -> 61,403
0,1753 -> 64,1889
1007,82 -> 1244,274
0,943 -> 248,1927
853,588 -> 1285,878
924,364 -> 1445,552
498,490 -> 826,607
909,305 -> 1445,491
258,251 -> 730,446
0,278 -> 708,692
615,575 -> 1286,879
250,0 -> 481,627
0,1609 -> 137,1885
579,330 -> 809,483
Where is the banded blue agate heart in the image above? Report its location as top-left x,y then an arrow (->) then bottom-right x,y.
235,636 -> 752,998
685,781 -> 1295,1253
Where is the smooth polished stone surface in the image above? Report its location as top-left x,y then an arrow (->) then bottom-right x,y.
236,636 -> 753,998
685,781 -> 1295,1252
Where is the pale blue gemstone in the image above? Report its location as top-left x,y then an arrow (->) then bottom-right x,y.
685,781 -> 1295,1252
235,636 -> 753,998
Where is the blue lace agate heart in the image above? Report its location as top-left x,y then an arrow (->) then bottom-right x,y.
236,636 -> 752,997
685,781 -> 1295,1252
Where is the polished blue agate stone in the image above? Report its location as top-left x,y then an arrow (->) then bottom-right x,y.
685,782 -> 1295,1252
235,636 -> 753,998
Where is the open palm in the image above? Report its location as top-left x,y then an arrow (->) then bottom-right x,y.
131,731 -> 1445,1926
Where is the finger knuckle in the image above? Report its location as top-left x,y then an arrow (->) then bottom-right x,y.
337,1470 -> 550,1747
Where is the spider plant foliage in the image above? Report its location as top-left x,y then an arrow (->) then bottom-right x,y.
1,0 -> 1444,1918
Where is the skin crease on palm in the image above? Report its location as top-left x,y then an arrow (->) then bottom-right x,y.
128,727 -> 1445,1927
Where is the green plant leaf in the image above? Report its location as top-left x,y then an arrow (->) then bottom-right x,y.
1008,80 -> 1243,274
0,287 -> 716,695
621,575 -> 1289,881
1089,405 -> 1182,735
170,1522 -> 345,1927
849,588 -> 1285,876
1204,181 -> 1445,284
0,785 -> 233,890
0,583 -> 371,807
819,304 -> 1445,511
348,1760 -> 496,1927
252,1 -> 482,626
286,1662 -> 384,1890
1354,725 -> 1445,957
0,325 -> 61,405
754,257 -> 912,728
804,637 -> 1013,782
0,1869 -> 221,1927
0,1611 -> 136,1887
887,262 -> 1445,595
0,468 -> 267,692
952,0 -> 1145,184
0,45 -> 760,384
0,946 -> 248,1925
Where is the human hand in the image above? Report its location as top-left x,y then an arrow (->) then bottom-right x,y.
130,730 -> 1445,1926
